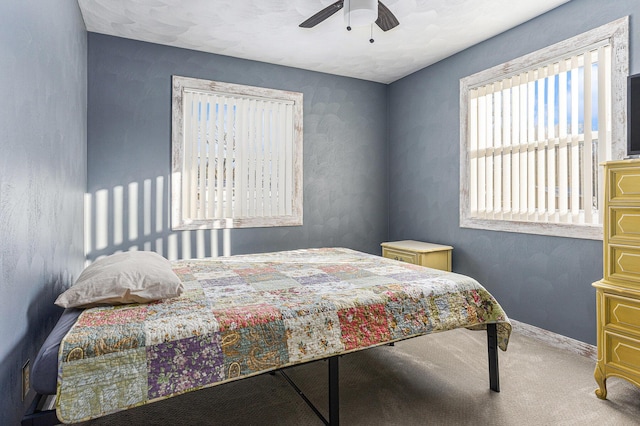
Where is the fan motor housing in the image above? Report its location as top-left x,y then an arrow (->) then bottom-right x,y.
344,0 -> 378,27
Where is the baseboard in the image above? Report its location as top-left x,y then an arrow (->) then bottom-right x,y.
510,319 -> 597,361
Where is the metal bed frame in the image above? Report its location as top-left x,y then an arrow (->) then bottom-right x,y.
22,324 -> 499,426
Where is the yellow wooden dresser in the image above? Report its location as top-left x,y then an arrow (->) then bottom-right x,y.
381,240 -> 453,272
594,159 -> 640,399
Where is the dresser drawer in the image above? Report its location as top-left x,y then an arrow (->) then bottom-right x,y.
609,207 -> 640,243
607,245 -> 640,285
609,167 -> 640,203
605,293 -> 640,334
604,331 -> 640,378
382,248 -> 418,264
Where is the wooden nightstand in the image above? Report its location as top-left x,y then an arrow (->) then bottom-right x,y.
381,240 -> 453,272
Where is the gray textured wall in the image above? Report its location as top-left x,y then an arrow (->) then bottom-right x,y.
0,2 -> 86,425
86,34 -> 388,262
388,0 -> 640,345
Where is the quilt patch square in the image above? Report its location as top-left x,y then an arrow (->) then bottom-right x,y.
348,276 -> 397,288
201,275 -> 247,287
203,283 -> 255,301
337,304 -> 391,351
57,348 -> 148,423
321,264 -> 376,282
462,289 -> 502,323
145,297 -> 210,319
147,333 -> 224,399
284,311 -> 344,363
304,281 -> 355,295
385,294 -> 433,339
269,291 -> 337,319
363,265 -> 415,276
213,303 -> 282,332
322,287 -> 387,311
319,264 -> 359,274
180,280 -> 206,297
250,278 -> 301,291
171,266 -> 196,282
192,268 -> 239,280
60,322 -> 145,361
280,267 -> 326,278
235,267 -> 284,282
145,307 -> 219,346
429,294 -> 458,331
185,261 -> 228,275
75,305 -> 148,328
294,273 -> 338,286
220,321 -> 288,377
279,268 -> 339,285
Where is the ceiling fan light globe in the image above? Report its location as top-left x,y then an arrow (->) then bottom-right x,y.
344,0 -> 378,27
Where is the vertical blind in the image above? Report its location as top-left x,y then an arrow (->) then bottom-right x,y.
468,43 -> 612,226
181,89 -> 295,223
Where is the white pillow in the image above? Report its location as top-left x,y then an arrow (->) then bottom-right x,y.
55,251 -> 184,308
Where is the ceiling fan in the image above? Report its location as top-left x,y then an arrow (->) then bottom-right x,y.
299,0 -> 399,33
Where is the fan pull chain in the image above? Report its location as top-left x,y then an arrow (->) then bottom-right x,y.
370,24 -> 374,43
346,1 -> 351,31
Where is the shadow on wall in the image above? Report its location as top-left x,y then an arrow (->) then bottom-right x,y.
2,277 -> 66,423
85,175 -> 231,262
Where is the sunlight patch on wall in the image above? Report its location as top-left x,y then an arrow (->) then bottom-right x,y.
84,176 -> 231,262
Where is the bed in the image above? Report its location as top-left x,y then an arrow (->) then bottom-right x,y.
24,247 -> 511,425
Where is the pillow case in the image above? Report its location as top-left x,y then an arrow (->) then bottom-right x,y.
55,251 -> 184,308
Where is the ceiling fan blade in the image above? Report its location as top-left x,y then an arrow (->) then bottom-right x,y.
299,1 -> 344,28
376,1 -> 399,31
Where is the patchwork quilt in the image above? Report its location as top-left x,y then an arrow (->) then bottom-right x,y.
56,247 -> 511,423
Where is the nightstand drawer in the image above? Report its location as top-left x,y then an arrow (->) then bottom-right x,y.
607,244 -> 640,285
382,248 -> 418,264
609,207 -> 640,244
605,293 -> 640,333
604,331 -> 640,377
609,167 -> 640,203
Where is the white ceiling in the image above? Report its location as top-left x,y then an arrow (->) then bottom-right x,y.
77,0 -> 570,84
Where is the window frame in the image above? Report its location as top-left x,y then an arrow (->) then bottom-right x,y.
459,17 -> 628,240
171,75 -> 303,230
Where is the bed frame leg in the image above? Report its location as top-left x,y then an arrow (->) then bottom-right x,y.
487,323 -> 500,392
279,356 -> 339,426
21,393 -> 58,426
328,356 -> 339,426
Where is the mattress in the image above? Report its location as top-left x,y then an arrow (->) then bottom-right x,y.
31,308 -> 82,395
47,247 -> 510,423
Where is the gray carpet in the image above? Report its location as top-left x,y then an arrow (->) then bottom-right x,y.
75,329 -> 640,425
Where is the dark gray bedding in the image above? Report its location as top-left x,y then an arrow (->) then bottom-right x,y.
31,308 -> 82,395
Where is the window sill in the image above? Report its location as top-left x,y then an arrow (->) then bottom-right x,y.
172,215 -> 303,230
460,216 -> 603,240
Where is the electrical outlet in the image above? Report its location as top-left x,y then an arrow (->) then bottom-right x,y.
22,360 -> 30,401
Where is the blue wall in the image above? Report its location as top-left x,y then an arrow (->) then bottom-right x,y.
0,2 -> 86,425
86,34 -> 389,261
388,0 -> 640,345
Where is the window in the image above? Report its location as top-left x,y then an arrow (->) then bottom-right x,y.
171,76 -> 303,230
460,18 -> 628,240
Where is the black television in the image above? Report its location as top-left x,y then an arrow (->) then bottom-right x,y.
628,73 -> 640,156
